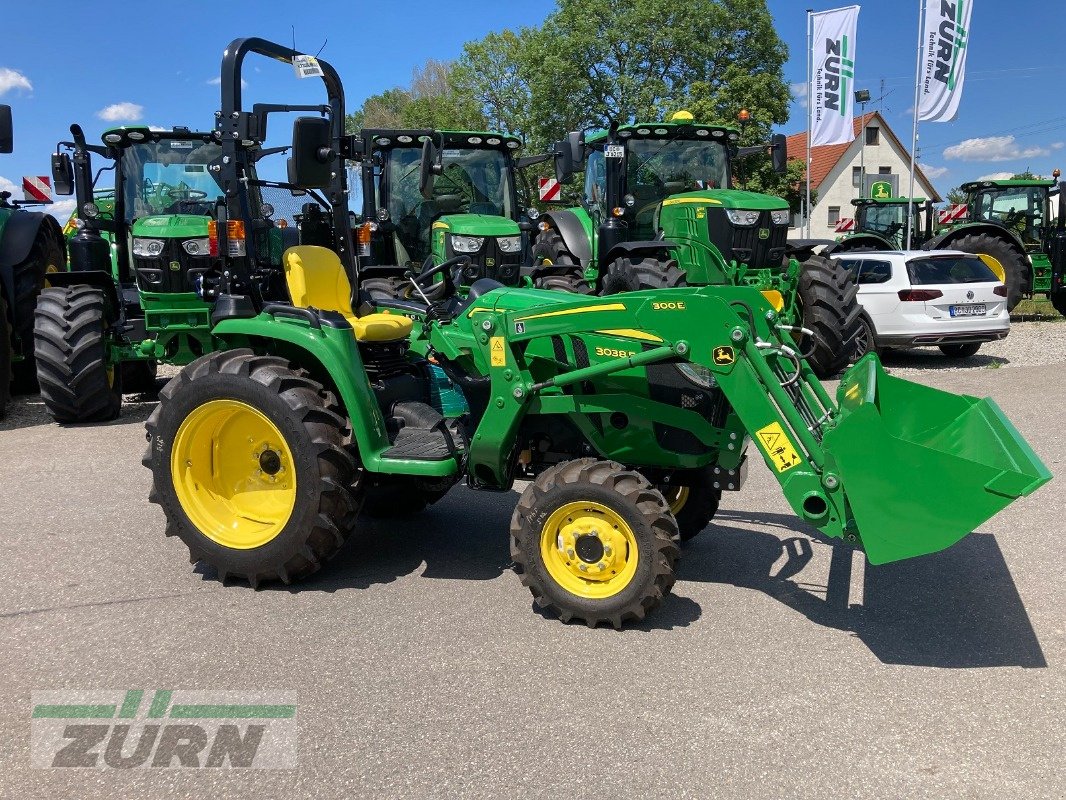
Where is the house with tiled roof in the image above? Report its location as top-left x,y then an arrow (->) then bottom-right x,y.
786,111 -> 942,240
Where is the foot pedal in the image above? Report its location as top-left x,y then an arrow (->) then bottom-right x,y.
382,426 -> 454,461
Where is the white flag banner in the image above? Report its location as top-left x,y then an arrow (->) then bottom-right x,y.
810,6 -> 860,147
918,0 -> 973,122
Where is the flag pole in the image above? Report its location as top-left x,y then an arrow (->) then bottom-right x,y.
805,8 -> 814,238
905,0 -> 924,248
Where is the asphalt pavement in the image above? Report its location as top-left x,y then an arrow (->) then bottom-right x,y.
0,359 -> 1062,798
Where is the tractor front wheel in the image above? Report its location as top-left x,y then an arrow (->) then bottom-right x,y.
362,276 -> 413,302
660,467 -> 722,541
795,255 -> 862,378
34,285 -> 122,423
510,458 -> 679,628
1051,292 -> 1066,318
950,233 -> 1029,311
600,255 -> 685,294
144,350 -> 361,587
531,229 -> 592,294
10,223 -> 65,393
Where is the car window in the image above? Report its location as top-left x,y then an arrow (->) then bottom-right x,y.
906,256 -> 999,285
837,258 -> 892,284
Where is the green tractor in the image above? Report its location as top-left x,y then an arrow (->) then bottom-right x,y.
922,176 -> 1066,313
0,104 -> 66,418
352,128 -> 546,298
531,112 -> 861,378
829,197 -> 935,253
142,45 -> 1050,628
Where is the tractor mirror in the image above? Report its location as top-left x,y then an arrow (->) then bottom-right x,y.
0,105 -> 11,154
419,138 -> 441,200
770,133 -> 787,175
289,117 -> 333,189
553,141 -> 573,185
51,153 -> 74,196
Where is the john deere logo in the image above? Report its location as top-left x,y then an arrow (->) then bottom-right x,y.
823,35 -> 853,117
933,1 -> 967,90
758,228 -> 769,240
870,181 -> 892,200
713,346 -> 735,366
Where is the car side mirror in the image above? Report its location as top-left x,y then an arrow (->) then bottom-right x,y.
289,117 -> 333,189
419,138 -> 441,201
51,153 -> 74,196
770,133 -> 787,175
0,105 -> 12,154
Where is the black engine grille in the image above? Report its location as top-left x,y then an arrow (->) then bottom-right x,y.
708,209 -> 787,268
133,239 -> 213,293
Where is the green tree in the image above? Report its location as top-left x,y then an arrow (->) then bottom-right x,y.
945,186 -> 966,205
345,60 -> 486,134
346,87 -> 411,132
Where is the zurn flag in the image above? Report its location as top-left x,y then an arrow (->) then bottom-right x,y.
918,0 -> 973,122
810,6 -> 860,146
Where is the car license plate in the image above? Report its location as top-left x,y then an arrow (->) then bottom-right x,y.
950,304 -> 986,317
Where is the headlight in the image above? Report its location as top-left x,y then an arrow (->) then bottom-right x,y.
451,235 -> 485,253
726,209 -> 760,226
497,236 -> 522,253
132,238 -> 165,257
181,238 -> 211,256
81,202 -> 100,219
675,363 -> 717,389
770,209 -> 790,225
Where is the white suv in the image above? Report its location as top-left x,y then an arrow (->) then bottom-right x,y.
830,250 -> 1010,358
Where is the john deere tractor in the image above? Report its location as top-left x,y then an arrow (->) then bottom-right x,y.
36,54 -> 347,423
352,128 -> 545,298
0,104 -> 66,418
141,45 -> 1049,628
922,176 -> 1066,313
530,112 -> 861,378
829,197 -> 935,253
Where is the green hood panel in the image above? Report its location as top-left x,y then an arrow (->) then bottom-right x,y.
132,214 -> 211,239
666,189 -> 788,211
436,214 -> 521,237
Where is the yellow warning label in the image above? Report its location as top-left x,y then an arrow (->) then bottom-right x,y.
754,421 -> 803,473
490,336 -> 506,367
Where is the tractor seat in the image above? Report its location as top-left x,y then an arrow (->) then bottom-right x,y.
282,245 -> 412,342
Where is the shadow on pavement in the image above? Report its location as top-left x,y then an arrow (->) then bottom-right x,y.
880,347 -> 1008,372
685,510 -> 1046,669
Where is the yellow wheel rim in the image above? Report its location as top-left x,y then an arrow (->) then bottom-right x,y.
662,485 -> 690,515
171,399 -> 297,549
539,501 -> 639,599
44,263 -> 59,288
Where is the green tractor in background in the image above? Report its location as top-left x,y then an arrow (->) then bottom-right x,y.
920,176 -> 1066,313
532,112 -> 861,378
0,104 -> 66,418
352,128 -> 546,298
829,197 -> 935,253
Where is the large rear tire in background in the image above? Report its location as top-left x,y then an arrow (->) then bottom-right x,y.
600,255 -> 686,294
948,233 -> 1029,311
530,229 -> 593,294
34,285 -> 122,423
510,458 -> 679,628
795,255 -> 861,378
145,350 -> 361,587
362,276 -> 413,302
1052,292 -> 1066,318
10,223 -> 65,393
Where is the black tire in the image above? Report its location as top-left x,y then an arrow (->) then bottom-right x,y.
122,360 -> 159,396
660,467 -> 723,542
600,255 -> 686,295
144,349 -> 361,587
949,233 -> 1029,312
362,276 -> 412,302
510,458 -> 679,628
1052,292 -> 1066,318
795,254 -> 861,378
939,342 -> 981,359
0,294 -> 11,419
531,229 -> 593,294
853,314 -> 880,360
9,223 -> 65,393
34,285 -> 122,423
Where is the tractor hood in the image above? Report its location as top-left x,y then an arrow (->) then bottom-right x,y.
434,214 -> 521,237
131,214 -> 211,239
665,189 -> 789,211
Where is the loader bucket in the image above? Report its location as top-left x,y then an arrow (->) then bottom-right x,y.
823,356 -> 1051,565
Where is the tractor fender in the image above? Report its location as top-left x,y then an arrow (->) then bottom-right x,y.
0,212 -> 62,325
603,239 -> 681,265
785,238 -> 836,261
44,270 -> 122,323
824,233 -> 895,255
539,209 -> 593,266
923,221 -> 1027,257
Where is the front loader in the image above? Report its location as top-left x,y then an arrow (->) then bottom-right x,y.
142,51 -> 1050,628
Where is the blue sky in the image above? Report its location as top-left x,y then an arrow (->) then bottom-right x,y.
1,0 -> 1062,220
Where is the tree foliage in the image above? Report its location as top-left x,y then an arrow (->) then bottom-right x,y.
345,60 -> 484,133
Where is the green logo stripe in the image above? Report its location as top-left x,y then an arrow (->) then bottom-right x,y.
32,704 -> 115,719
839,35 -> 850,117
947,1 -> 966,90
148,690 -> 172,719
119,690 -> 143,719
169,704 -> 297,719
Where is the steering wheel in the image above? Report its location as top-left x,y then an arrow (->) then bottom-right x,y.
165,189 -> 209,201
410,254 -> 471,294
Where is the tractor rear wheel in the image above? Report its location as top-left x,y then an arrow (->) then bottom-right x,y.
362,276 -> 412,302
0,295 -> 11,419
531,229 -> 593,294
144,349 -> 361,587
795,255 -> 861,378
510,458 -> 679,628
34,285 -> 122,423
10,223 -> 65,393
950,233 -> 1029,311
1052,292 -> 1066,318
660,467 -> 722,541
600,255 -> 685,294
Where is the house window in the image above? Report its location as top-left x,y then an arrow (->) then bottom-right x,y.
828,206 -> 841,225
879,167 -> 891,175
866,127 -> 879,145
852,166 -> 862,187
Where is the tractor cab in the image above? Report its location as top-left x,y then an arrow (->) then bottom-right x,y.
962,179 -> 1055,252
844,197 -> 933,250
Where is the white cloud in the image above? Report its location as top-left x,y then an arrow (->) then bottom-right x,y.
96,102 -> 144,122
48,198 -> 77,222
0,67 -> 32,96
1052,142 -> 1064,150
976,171 -> 1015,181
790,81 -> 808,109
0,174 -> 19,195
207,76 -> 248,88
919,163 -> 949,179
943,135 -> 1049,162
